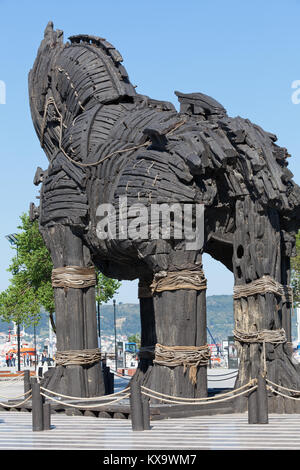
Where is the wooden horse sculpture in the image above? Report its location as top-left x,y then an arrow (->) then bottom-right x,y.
29,22 -> 300,411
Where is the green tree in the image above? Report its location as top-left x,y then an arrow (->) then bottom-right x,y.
0,213 -> 121,332
95,272 -> 121,306
127,333 -> 141,349
291,230 -> 300,306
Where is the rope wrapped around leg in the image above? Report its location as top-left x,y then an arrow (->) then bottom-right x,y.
154,343 -> 211,385
233,275 -> 293,304
55,348 -> 102,366
150,267 -> 207,294
233,328 -> 287,345
52,266 -> 96,289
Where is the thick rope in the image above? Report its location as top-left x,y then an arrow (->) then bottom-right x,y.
150,268 -> 207,294
40,392 -> 131,409
141,382 -> 257,405
40,385 -> 130,401
266,378 -> 300,395
234,275 -> 292,301
233,328 -> 287,345
52,266 -> 96,289
141,379 -> 255,402
0,394 -> 32,408
266,386 -> 300,401
55,348 -> 102,366
153,343 -> 211,385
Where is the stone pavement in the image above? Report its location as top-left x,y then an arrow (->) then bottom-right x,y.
0,411 -> 299,450
1,368 -> 298,451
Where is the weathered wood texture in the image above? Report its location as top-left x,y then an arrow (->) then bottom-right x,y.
28,22 -> 300,401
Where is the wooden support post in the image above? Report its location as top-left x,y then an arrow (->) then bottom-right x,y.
103,366 -> 109,395
196,288 -> 208,398
130,380 -> 144,431
108,371 -> 114,395
257,374 -> 268,424
24,370 -> 31,396
142,396 -> 151,430
248,373 -> 268,424
248,388 -> 258,424
248,345 -> 259,424
31,379 -> 44,431
43,403 -> 51,430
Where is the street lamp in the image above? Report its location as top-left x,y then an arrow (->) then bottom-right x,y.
5,233 -> 21,372
97,286 -> 101,350
113,299 -> 117,371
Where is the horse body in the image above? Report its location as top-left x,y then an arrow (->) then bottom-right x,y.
29,23 -> 300,407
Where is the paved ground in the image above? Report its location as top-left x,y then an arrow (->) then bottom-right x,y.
0,411 -> 299,450
2,368 -> 298,451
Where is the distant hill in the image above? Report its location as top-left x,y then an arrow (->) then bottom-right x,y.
0,295 -> 298,343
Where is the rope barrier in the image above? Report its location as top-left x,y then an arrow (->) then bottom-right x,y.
110,370 -> 132,380
141,379 -> 256,404
0,394 -> 32,409
0,373 -> 26,386
40,391 -> 131,409
266,386 -> 300,401
141,384 -> 257,405
40,386 -> 130,401
0,389 -> 32,400
266,378 -> 300,395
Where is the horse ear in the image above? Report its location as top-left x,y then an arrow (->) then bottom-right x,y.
44,21 -> 54,39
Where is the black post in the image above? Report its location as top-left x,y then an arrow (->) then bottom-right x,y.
257,373 -> 268,424
113,299 -> 117,371
97,299 -> 101,349
248,372 -> 269,424
130,380 -> 144,431
17,322 -> 21,372
24,370 -> 31,396
248,387 -> 258,424
34,323 -> 37,372
142,396 -> 151,430
103,366 -> 109,395
248,347 -> 259,424
43,403 -> 51,430
108,370 -> 114,395
31,379 -> 44,431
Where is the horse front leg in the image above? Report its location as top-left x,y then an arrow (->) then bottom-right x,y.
41,224 -> 105,398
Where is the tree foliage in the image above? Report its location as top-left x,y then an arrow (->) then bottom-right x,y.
0,213 -> 121,331
127,333 -> 141,349
291,230 -> 300,306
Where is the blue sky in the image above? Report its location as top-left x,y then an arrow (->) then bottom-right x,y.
0,0 -> 300,303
